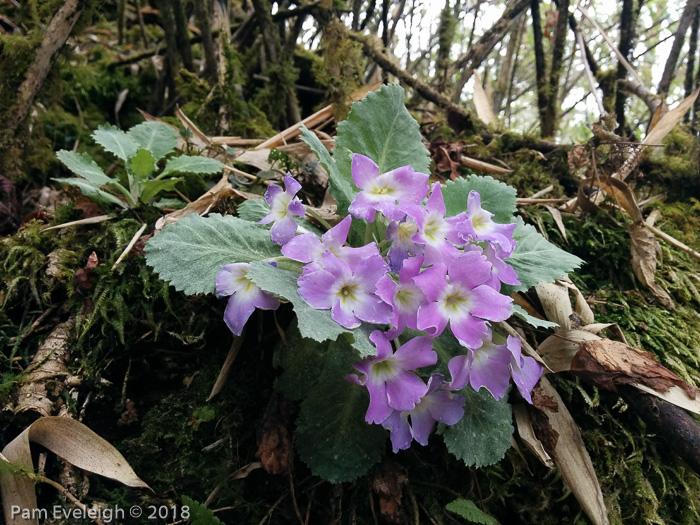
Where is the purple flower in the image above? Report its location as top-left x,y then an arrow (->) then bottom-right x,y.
381,374 -> 465,452
258,173 -> 306,245
297,253 -> 392,329
458,191 -> 517,256
346,331 -> 437,424
281,215 -> 378,271
386,217 -> 424,273
216,263 -> 280,336
447,335 -> 543,403
348,154 -> 429,222
402,183 -> 466,266
376,255 -> 427,338
506,335 -> 543,403
414,251 -> 513,348
464,243 -> 520,289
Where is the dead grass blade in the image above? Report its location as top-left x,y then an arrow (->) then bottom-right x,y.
2,417 -> 149,525
472,70 -> 497,126
460,155 -> 511,174
208,335 -> 244,401
544,205 -> 567,242
530,377 -> 609,525
629,221 -> 675,309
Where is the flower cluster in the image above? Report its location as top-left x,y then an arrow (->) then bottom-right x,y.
216,154 -> 543,451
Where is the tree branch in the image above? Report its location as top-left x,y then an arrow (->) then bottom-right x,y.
657,0 -> 700,95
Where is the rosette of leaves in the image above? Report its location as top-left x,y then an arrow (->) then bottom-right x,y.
145,85 -> 583,483
54,122 -> 224,210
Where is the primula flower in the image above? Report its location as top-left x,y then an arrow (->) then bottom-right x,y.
464,243 -> 520,289
414,251 -> 513,348
381,374 -> 465,452
376,255 -> 426,338
402,183 -> 466,266
216,263 -> 280,336
386,217 -> 424,273
459,190 -> 517,256
447,335 -> 542,402
348,154 -> 429,222
258,173 -> 306,245
297,253 -> 392,329
346,331 -> 437,424
282,215 -> 378,271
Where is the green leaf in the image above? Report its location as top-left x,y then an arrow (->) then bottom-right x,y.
161,155 -> 224,177
511,304 -> 559,329
274,322 -> 328,401
140,178 -> 182,204
299,126 -> 355,216
56,150 -> 115,187
92,124 -> 139,161
295,337 -> 386,483
506,218 -> 584,291
440,386 -> 513,467
52,178 -> 128,209
181,496 -> 224,525
144,214 -> 280,295
335,84 -> 430,177
237,199 -> 323,237
443,176 -> 517,223
127,121 -> 179,161
247,262 -> 349,343
130,148 -> 156,179
446,499 -> 500,525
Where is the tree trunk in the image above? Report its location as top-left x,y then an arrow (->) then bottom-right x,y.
657,0 -> 700,95
493,12 -> 524,113
614,0 -> 636,134
530,0 -> 548,135
195,0 -> 218,80
684,10 -> 699,123
541,0 -> 570,137
173,0 -> 194,72
5,0 -> 82,137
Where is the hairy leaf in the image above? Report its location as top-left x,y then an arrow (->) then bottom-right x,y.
440,386 -> 513,467
144,214 -> 280,295
446,499 -> 500,525
274,323 -> 328,401
506,218 -> 584,291
130,149 -> 156,180
140,178 -> 182,204
92,124 -> 139,161
443,176 -> 517,223
335,84 -> 430,177
295,338 -> 385,483
56,151 -> 115,187
299,126 -> 355,216
127,121 -> 179,161
161,155 -> 224,177
237,199 -> 323,237
52,178 -> 128,209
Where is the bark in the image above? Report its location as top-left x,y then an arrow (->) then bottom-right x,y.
684,10 -> 699,123
493,12 -> 524,113
541,0 -> 570,137
618,78 -> 663,115
158,0 -> 180,105
360,0 -> 376,31
657,0 -> 700,95
173,0 -> 193,72
530,0 -> 548,136
5,0 -> 82,137
614,0 -> 636,134
436,0 -> 455,93
505,16 -> 527,124
450,0 -> 530,102
194,0 -> 217,80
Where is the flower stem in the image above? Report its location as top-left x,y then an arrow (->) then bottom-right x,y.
305,208 -> 332,231
364,212 -> 379,245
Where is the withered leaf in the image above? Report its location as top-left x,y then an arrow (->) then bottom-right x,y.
629,221 -> 675,309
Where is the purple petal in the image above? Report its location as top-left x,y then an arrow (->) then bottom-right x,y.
365,380 -> 393,424
342,243 -> 381,271
348,191 -> 377,221
399,255 -> 424,282
469,341 -> 511,399
392,167 -> 429,204
356,254 -> 389,289
469,285 -> 513,321
450,315 -> 489,349
353,295 -> 393,325
416,302 -> 449,337
223,294 -> 256,336
281,233 -> 324,263
322,215 -> 351,248
270,215 -> 298,245
409,406 -> 437,446
385,371 -> 428,411
287,198 -> 306,217
331,299 -> 361,328
447,354 -> 472,391
447,252 -> 492,290
253,289 -> 281,310
216,263 -> 251,296
382,411 -> 412,452
510,356 -> 543,404
263,184 -> 283,205
351,154 -> 380,189
392,336 -> 437,370
369,330 -> 394,360
412,264 -> 447,302
297,268 -> 335,308
283,173 -> 302,196
426,183 -> 446,215
425,391 -> 465,425
373,199 -> 405,222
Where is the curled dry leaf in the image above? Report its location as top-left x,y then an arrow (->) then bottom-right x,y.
472,70 -> 497,126
1,417 -> 149,525
528,377 -> 609,525
537,329 -> 601,373
629,221 -> 675,310
544,205 -> 568,243
513,404 -> 553,468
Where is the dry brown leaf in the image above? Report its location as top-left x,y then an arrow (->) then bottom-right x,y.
207,335 -> 244,401
577,176 -> 643,222
535,282 -> 573,330
643,86 -> 700,148
529,377 -> 609,525
513,404 -> 553,468
2,417 -> 149,525
572,339 -> 697,400
537,330 -> 601,373
235,148 -> 275,172
559,279 -> 595,325
472,70 -> 497,126
647,102 -> 665,134
175,107 -> 212,150
544,205 -> 568,242
629,221 -> 675,309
